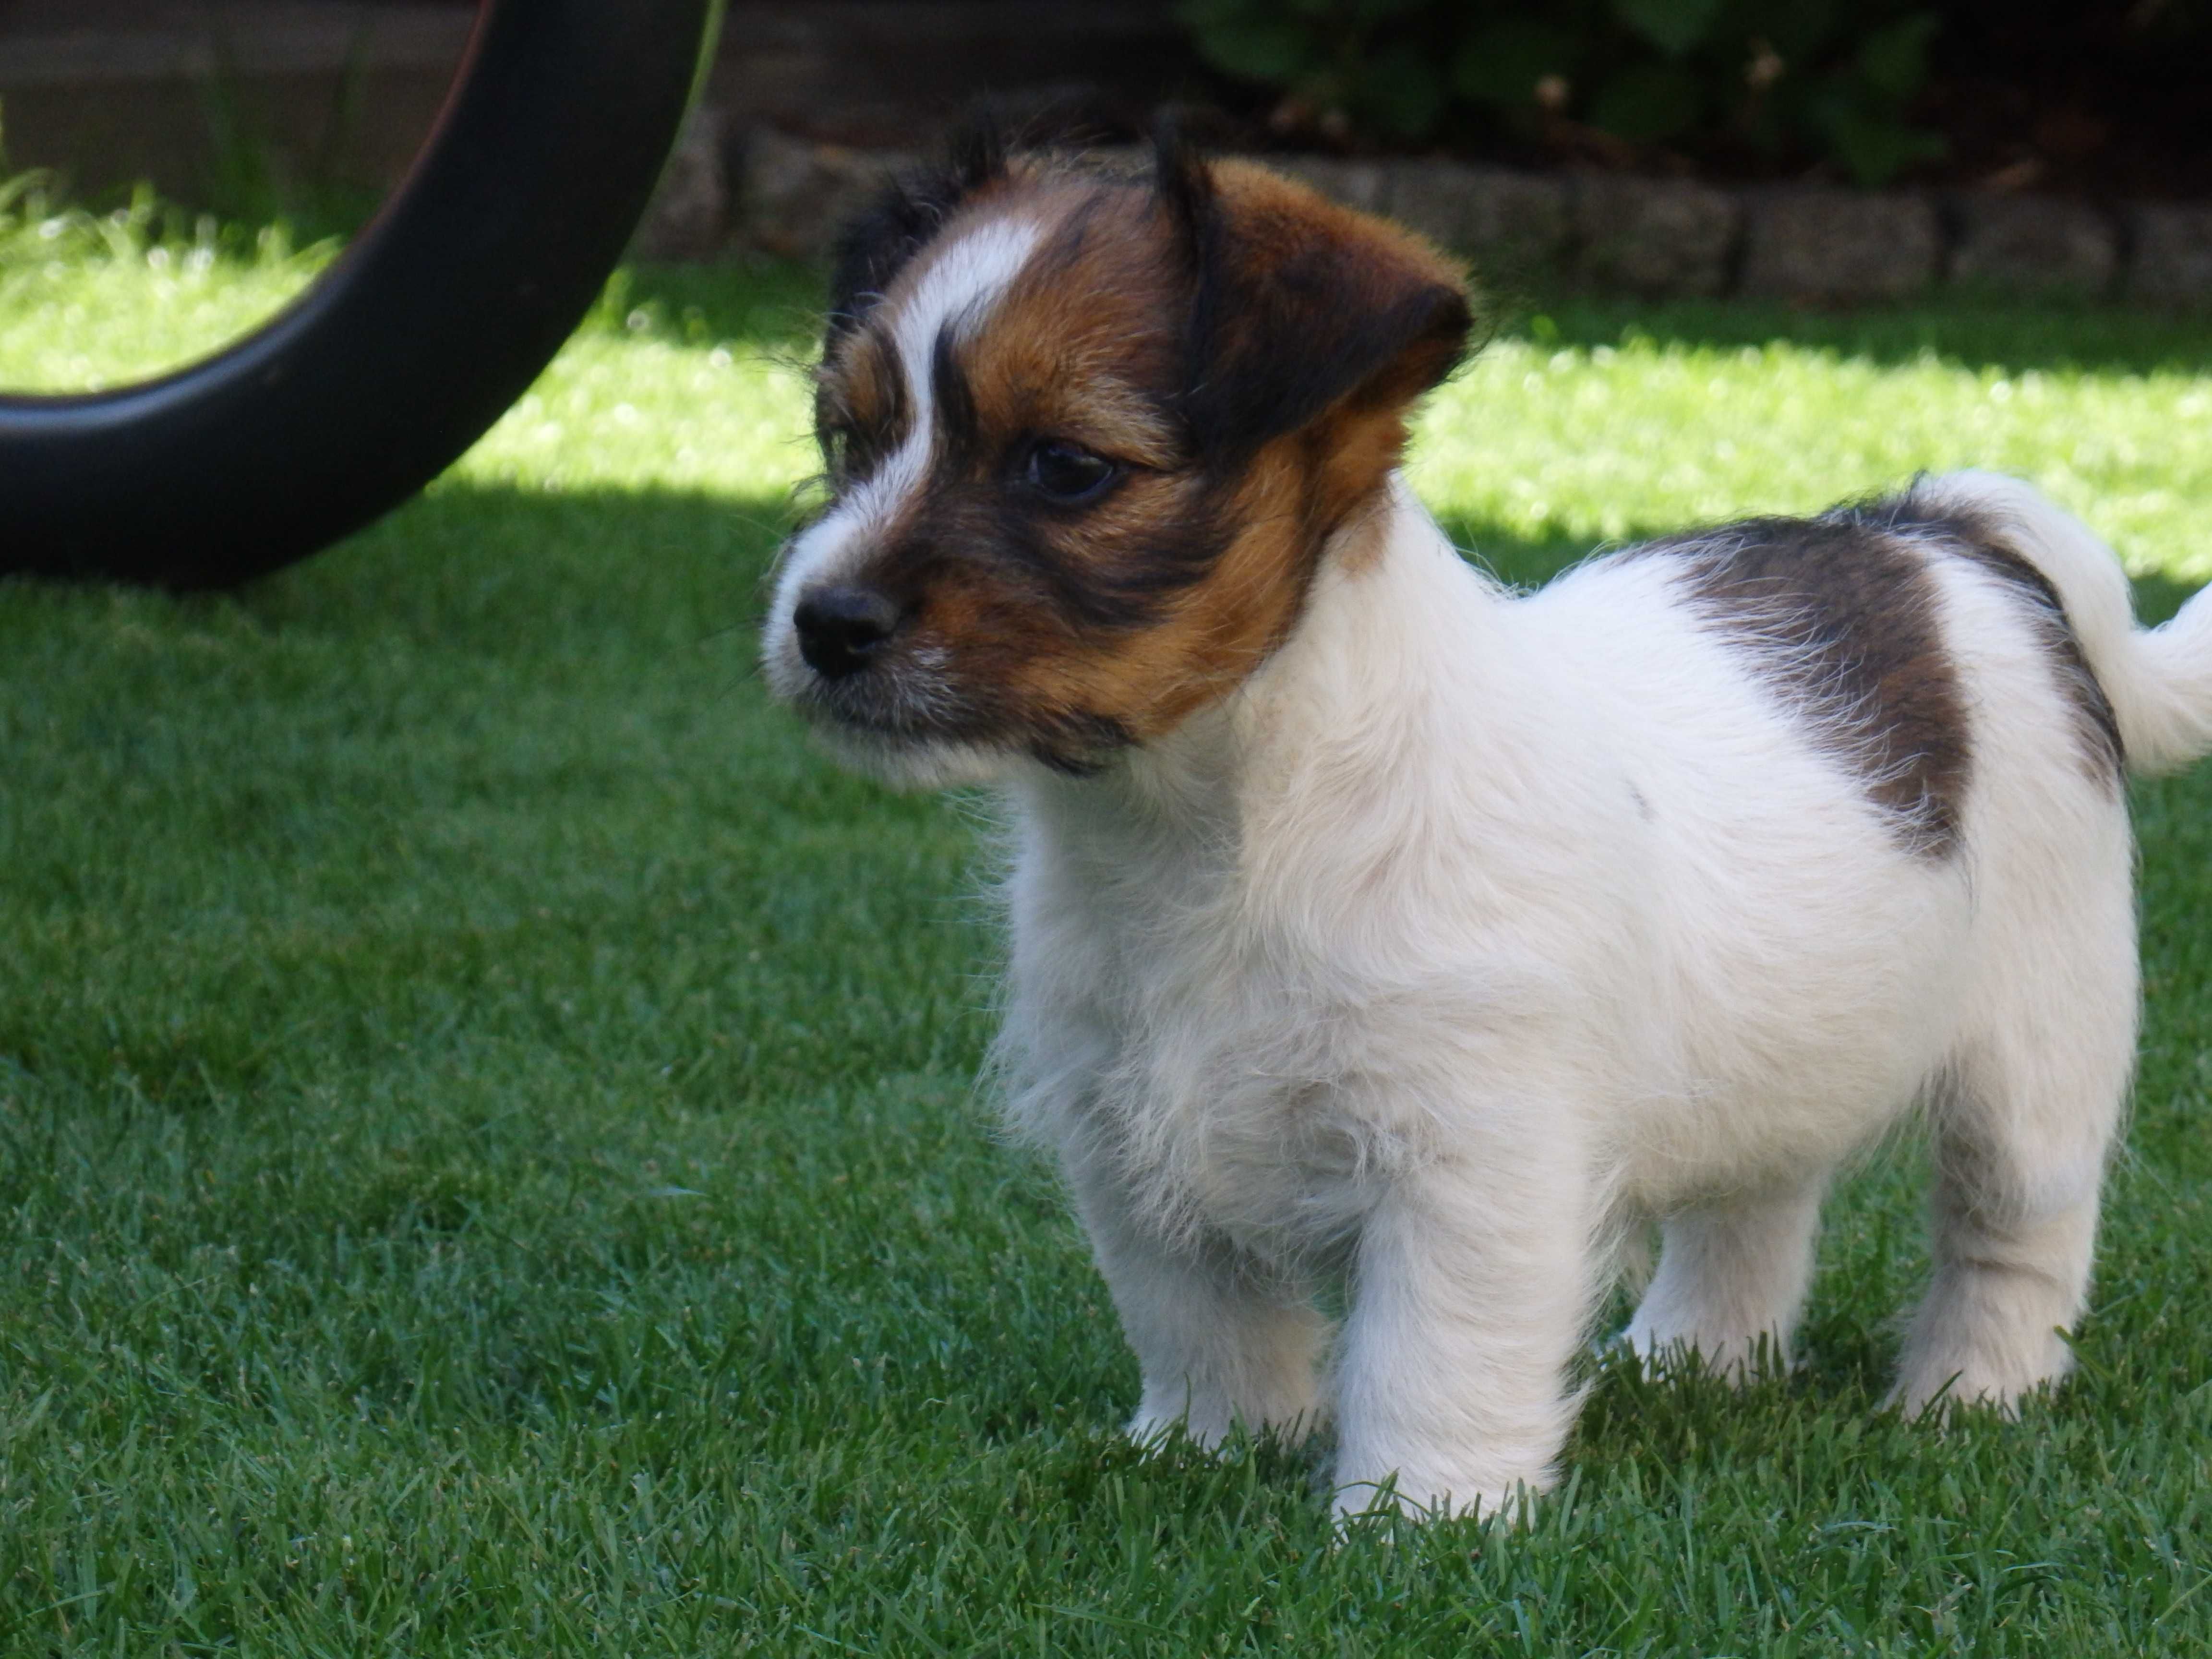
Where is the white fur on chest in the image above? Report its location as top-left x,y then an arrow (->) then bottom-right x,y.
958,466 -> 2183,1518
996,483 -> 1981,1258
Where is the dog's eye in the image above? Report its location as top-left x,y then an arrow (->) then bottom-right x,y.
1023,440 -> 1119,504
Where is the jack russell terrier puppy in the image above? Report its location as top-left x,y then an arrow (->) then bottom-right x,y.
762,127 -> 2212,1522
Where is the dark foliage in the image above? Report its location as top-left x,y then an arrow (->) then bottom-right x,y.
1177,0 -> 2212,193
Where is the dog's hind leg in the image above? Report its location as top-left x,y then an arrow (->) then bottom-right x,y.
1893,1047 -> 2131,1416
1623,1172 -> 1830,1382
1068,1166 -> 1329,1450
1893,875 -> 2137,1416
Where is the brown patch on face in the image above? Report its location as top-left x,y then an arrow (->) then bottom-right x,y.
952,186 -> 1190,470
1188,162 -> 1473,455
1004,438 -> 1332,743
796,148 -> 1474,771
814,325 -> 909,485
1065,394 -> 1436,736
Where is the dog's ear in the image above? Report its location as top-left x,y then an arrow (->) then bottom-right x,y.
825,116 -> 1010,346
1154,127 -> 1473,459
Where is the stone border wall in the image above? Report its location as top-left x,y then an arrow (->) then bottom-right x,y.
638,118 -> 2212,307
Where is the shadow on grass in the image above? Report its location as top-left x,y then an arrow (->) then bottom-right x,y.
208,481 -> 803,655
6,474 -> 2186,667
171,481 -> 1598,646
2128,570 -> 2204,627
1496,290 -> 2212,377
190,479 -> 2200,649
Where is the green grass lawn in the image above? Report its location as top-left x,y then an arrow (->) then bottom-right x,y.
4,220 -> 2212,1655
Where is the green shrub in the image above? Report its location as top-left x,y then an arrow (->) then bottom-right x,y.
1178,0 -> 1948,185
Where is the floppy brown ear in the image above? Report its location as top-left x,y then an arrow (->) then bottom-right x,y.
825,119 -> 1010,346
1157,138 -> 1474,460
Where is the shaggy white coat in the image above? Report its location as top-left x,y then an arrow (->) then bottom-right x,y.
986,469 -> 2212,1521
761,212 -> 2212,1522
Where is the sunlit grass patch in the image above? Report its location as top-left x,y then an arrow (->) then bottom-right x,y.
1410,308 -> 2212,586
0,177 -> 335,390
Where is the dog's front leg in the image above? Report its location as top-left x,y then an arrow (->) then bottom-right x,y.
1065,1157 -> 1329,1450
1332,1149 -> 1592,1524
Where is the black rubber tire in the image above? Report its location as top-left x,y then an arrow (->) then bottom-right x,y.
0,0 -> 725,589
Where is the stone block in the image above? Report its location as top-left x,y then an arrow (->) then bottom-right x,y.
737,126 -> 917,261
1262,154 -> 1389,215
1572,173 -> 1740,297
1948,194 -> 2117,296
631,106 -> 729,262
2128,203 -> 2212,306
1386,160 -> 1570,270
1738,188 -> 1939,301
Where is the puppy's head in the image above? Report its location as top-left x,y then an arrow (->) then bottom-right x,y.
762,126 -> 1472,785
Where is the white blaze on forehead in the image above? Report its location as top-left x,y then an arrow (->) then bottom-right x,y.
773,214 -> 1045,604
890,213 -> 1046,430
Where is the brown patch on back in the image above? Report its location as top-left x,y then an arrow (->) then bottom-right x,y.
1643,518 -> 1973,858
1887,502 -> 2127,787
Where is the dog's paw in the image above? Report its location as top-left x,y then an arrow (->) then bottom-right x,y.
1618,1322 -> 1797,1387
1126,1400 -> 1323,1455
1331,1473 -> 1538,1533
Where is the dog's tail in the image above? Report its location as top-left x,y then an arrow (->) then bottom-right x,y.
1916,469 -> 2212,777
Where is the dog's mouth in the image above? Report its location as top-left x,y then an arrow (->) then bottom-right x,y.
772,630 -> 1133,783
766,624 -> 1014,784
776,634 -> 969,741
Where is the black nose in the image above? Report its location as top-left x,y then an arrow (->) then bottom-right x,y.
793,584 -> 901,679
